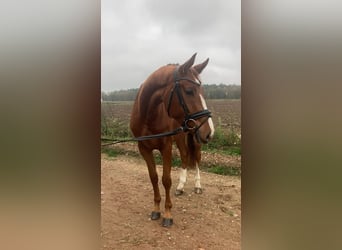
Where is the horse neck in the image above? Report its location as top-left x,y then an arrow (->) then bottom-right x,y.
137,67 -> 174,123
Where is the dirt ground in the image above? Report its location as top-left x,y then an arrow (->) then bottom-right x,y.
101,154 -> 241,250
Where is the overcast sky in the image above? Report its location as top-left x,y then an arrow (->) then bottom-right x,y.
102,0 -> 240,92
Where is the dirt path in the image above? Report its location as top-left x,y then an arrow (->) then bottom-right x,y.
101,155 -> 241,250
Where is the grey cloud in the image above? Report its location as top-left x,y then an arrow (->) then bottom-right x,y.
102,0 -> 240,92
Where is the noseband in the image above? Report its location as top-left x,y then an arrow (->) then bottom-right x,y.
167,67 -> 212,140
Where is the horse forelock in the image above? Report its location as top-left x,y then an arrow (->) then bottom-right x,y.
189,68 -> 202,85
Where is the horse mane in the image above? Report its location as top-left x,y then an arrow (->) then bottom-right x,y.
136,65 -> 175,122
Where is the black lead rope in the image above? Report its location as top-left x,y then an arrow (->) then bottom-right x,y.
101,111 -> 212,147
101,127 -> 184,147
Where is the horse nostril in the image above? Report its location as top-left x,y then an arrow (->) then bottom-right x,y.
206,133 -> 211,141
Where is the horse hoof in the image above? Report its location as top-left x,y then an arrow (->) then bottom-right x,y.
175,189 -> 184,196
151,211 -> 161,220
194,187 -> 203,194
162,218 -> 173,227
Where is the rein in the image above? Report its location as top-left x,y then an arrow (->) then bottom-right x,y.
101,127 -> 184,147
101,67 -> 212,147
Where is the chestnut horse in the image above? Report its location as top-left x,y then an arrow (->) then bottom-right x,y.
130,53 -> 214,227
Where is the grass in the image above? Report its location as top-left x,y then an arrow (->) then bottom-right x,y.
101,147 -> 140,158
101,116 -> 131,139
203,146 -> 241,156
101,147 -> 241,176
101,147 -> 122,157
202,125 -> 241,156
154,152 -> 182,167
101,116 -> 241,176
101,115 -> 241,154
207,165 -> 241,176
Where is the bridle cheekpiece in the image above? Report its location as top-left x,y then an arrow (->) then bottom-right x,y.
167,67 -> 212,139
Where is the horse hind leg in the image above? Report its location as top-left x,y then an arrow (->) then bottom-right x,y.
193,143 -> 203,194
175,133 -> 204,196
175,135 -> 189,196
138,144 -> 161,220
194,163 -> 203,194
175,164 -> 203,195
175,167 -> 187,196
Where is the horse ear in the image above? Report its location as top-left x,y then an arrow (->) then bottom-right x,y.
193,58 -> 209,74
179,53 -> 197,75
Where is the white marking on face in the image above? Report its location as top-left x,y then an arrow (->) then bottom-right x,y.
194,75 -> 201,85
191,71 -> 201,85
176,168 -> 187,191
195,164 -> 201,189
199,94 -> 215,138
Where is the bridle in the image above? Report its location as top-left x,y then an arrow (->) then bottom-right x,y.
167,67 -> 212,141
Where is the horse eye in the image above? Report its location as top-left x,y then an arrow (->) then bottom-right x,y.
185,89 -> 194,96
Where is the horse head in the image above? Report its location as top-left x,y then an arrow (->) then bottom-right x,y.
165,53 -> 215,144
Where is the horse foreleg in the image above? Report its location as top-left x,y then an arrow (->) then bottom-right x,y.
161,146 -> 173,227
139,144 -> 161,220
149,167 -> 162,220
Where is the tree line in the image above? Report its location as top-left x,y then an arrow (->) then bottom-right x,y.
102,84 -> 240,101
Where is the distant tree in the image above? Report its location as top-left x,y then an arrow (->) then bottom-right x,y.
203,84 -> 240,99
102,84 -> 240,101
